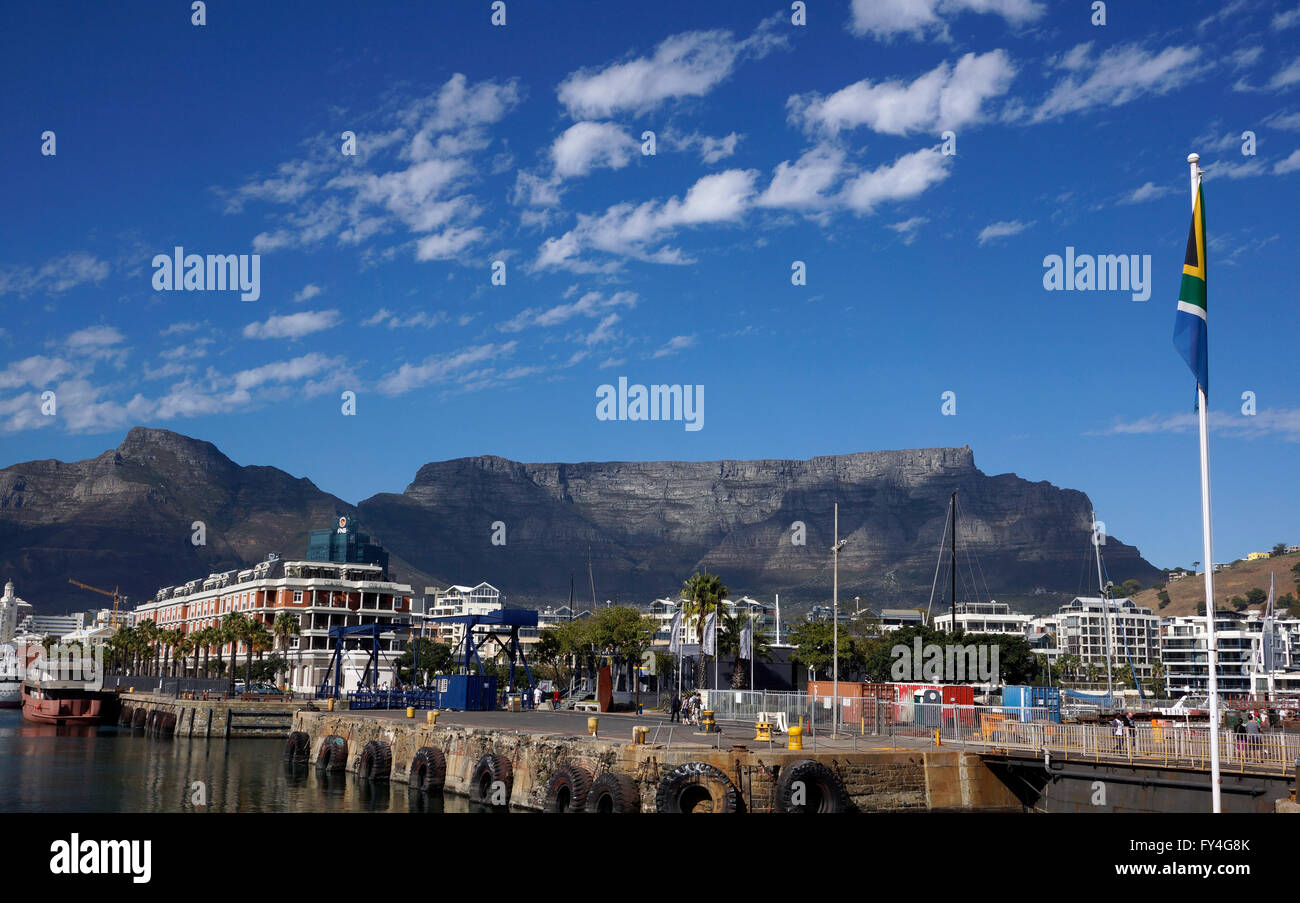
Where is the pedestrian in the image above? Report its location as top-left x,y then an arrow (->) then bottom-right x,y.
1245,713 -> 1261,758
534,685 -> 542,709
553,688 -> 561,709
670,692 -> 682,723
1112,715 -> 1124,752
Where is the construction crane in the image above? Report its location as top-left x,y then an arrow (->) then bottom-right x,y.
67,579 -> 127,628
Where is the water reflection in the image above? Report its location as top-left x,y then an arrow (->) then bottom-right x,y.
0,710 -> 523,813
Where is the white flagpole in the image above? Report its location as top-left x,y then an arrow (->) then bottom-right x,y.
1188,152 -> 1222,814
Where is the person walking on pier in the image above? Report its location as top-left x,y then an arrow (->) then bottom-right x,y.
1112,715 -> 1124,752
670,692 -> 682,723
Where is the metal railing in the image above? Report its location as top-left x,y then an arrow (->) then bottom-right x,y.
973,719 -> 1300,775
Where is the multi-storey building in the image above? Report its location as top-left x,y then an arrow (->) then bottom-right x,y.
421,583 -> 503,651
1162,610 -> 1300,697
1052,597 -> 1160,682
133,520 -> 413,692
932,601 -> 1033,635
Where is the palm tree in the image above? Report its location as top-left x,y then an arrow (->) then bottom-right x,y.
271,612 -> 300,687
221,612 -> 248,693
135,620 -> 159,676
250,622 -> 273,680
681,572 -> 729,689
176,632 -> 195,679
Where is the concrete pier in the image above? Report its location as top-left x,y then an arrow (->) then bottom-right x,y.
118,692 -> 315,738
291,708 -> 1022,813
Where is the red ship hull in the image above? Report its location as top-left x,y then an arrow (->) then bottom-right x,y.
20,682 -> 106,725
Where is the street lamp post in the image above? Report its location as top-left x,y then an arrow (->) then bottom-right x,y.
832,502 -> 847,740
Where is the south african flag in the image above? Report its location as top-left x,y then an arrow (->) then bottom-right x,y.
1173,184 -> 1208,394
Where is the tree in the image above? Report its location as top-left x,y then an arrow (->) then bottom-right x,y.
1230,595 -> 1248,611
789,617 -> 861,682
222,612 -> 248,693
1272,543 -> 1288,557
397,639 -> 453,685
532,628 -> 566,686
1119,579 -> 1142,598
1245,587 -> 1268,608
681,572 -> 728,688
588,606 -> 657,709
271,612 -> 300,685
1157,590 -> 1171,608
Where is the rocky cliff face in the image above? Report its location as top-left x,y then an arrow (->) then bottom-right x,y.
358,446 -> 1160,607
0,428 -> 1160,614
0,427 -> 428,613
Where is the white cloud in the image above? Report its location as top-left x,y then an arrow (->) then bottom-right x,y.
66,326 -> 125,351
1204,157 -> 1267,180
242,309 -> 342,340
222,73 -> 520,263
0,252 -> 110,297
841,147 -> 952,214
757,144 -> 846,209
1274,7 -> 1300,30
977,219 -> 1032,244
376,342 -> 518,395
1270,57 -> 1300,90
160,321 -> 203,337
557,19 -> 784,118
0,355 -> 73,390
1034,43 -> 1203,121
498,290 -> 638,333
537,169 -> 758,269
666,130 -> 742,164
888,216 -> 929,244
1102,408 -> 1300,442
1275,150 -> 1300,174
551,121 -> 637,177
789,50 -> 1016,136
652,335 -> 696,358
1120,181 -> 1176,204
362,308 -> 448,329
848,0 -> 1043,42
293,283 -> 322,303
1265,110 -> 1300,130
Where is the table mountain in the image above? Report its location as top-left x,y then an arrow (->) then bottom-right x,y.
0,428 -> 1160,615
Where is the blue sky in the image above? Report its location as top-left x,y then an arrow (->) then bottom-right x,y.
1,0 -> 1297,571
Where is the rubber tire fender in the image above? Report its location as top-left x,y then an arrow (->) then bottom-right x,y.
317,735 -> 347,772
284,731 -> 310,763
654,762 -> 741,814
469,752 -> 513,807
409,746 -> 447,792
543,763 -> 594,812
585,772 -> 640,814
773,758 -> 851,813
359,740 -> 393,781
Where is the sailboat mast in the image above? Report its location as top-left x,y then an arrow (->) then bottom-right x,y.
949,490 -> 957,634
1092,511 -> 1115,703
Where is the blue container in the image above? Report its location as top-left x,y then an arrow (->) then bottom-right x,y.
1031,685 -> 1062,723
432,675 -> 499,711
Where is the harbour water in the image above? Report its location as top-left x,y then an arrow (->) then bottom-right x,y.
0,709 -> 499,813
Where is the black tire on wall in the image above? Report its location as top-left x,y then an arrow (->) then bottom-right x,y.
161,711 -> 177,735
585,772 -> 640,814
469,753 -> 513,807
359,740 -> 393,781
316,735 -> 347,772
132,708 -> 147,729
409,746 -> 447,792
284,731 -> 311,763
543,764 -> 593,813
119,705 -> 133,726
773,759 -> 851,813
655,762 -> 742,814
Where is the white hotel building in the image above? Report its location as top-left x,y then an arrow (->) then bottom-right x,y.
133,552 -> 414,693
1161,610 -> 1300,697
1047,597 -> 1161,682
932,601 -> 1033,635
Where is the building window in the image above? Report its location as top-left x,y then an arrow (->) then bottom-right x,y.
293,591 -> 303,603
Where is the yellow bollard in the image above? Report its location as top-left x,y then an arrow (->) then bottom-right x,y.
406,706 -> 415,719
755,720 -> 772,742
327,697 -> 335,712
588,716 -> 599,737
934,727 -> 942,747
787,725 -> 803,750
633,726 -> 648,745
700,710 -> 717,733
427,710 -> 438,725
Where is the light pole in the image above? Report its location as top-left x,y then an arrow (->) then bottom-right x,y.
832,502 -> 847,739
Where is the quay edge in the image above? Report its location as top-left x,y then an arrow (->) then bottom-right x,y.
291,710 -> 1023,813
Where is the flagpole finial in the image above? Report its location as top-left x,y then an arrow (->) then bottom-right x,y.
1187,152 -> 1199,164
